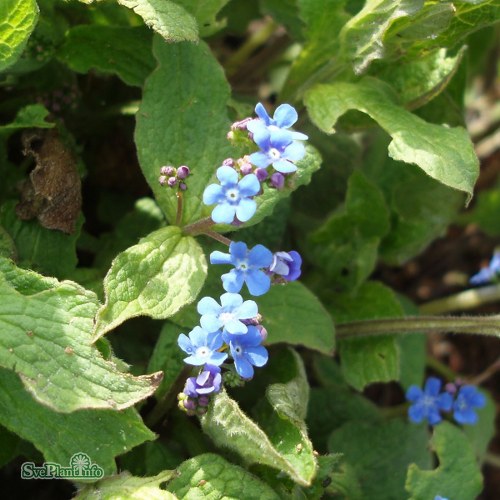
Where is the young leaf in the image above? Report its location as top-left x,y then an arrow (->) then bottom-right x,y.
329,419 -> 432,499
0,104 -> 54,131
258,281 -> 335,354
135,37 -> 232,225
175,0 -> 230,36
406,422 -> 483,500
0,0 -> 39,72
58,26 -> 155,87
94,226 -> 207,339
0,368 -> 156,477
305,78 -> 479,202
0,258 -> 162,412
167,453 -> 280,498
76,470 -> 176,498
331,281 -> 404,390
117,0 -> 198,42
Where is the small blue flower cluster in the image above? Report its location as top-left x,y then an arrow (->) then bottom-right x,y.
203,102 -> 308,224
406,377 -> 486,426
177,103 -> 305,416
470,249 -> 500,286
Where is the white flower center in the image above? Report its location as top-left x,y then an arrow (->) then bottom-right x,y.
226,188 -> 240,203
219,312 -> 235,324
196,347 -> 210,358
269,148 -> 281,160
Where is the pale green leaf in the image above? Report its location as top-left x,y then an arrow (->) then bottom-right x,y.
331,281 -> 403,390
166,453 -> 280,499
0,368 -> 156,477
0,0 -> 39,72
76,470 -> 176,499
0,258 -> 162,412
135,37 -> 232,225
258,281 -> 335,354
175,0 -> 230,36
58,26 -> 155,87
117,0 -> 198,41
329,419 -> 432,500
305,78 -> 479,202
406,422 -> 483,500
0,104 -> 54,132
339,0 -> 423,74
94,226 -> 207,339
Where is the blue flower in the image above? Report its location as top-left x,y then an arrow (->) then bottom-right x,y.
203,166 -> 260,224
470,250 -> 500,285
452,385 -> 486,425
183,364 -> 222,398
269,251 -> 302,281
247,102 -> 308,141
177,326 -> 227,366
197,293 -> 258,335
249,128 -> 305,174
210,241 -> 274,296
223,326 -> 268,379
434,496 -> 449,500
406,377 -> 453,425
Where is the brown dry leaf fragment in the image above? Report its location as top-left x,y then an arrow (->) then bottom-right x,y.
16,129 -> 82,234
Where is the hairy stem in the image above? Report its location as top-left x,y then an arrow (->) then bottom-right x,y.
183,217 -> 215,236
176,191 -> 183,226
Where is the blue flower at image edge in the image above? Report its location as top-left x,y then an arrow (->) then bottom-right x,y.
177,327 -> 227,366
203,166 -> 260,224
270,251 -> 302,281
210,241 -> 273,296
247,102 -> 308,141
197,293 -> 258,335
470,250 -> 500,285
249,129 -> 305,174
434,496 -> 449,500
453,385 -> 486,425
223,326 -> 268,379
406,377 -> 453,425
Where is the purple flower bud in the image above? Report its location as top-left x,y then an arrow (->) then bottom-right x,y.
198,395 -> 210,407
231,117 -> 252,131
222,158 -> 235,167
240,163 -> 253,175
158,175 -> 168,186
160,166 -> 176,176
177,165 -> 190,179
255,168 -> 268,182
270,172 -> 285,189
241,314 -> 263,326
269,251 -> 302,281
256,324 -> 268,342
167,176 -> 177,187
179,182 -> 187,191
183,398 -> 196,411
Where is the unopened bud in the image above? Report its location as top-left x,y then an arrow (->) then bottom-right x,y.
177,165 -> 190,179
240,162 -> 253,175
223,158 -> 235,167
160,165 -> 176,176
255,168 -> 268,182
256,324 -> 268,342
167,176 -> 177,187
158,175 -> 168,186
270,172 -> 285,189
179,182 -> 187,191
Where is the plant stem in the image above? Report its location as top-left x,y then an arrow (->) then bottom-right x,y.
419,284 -> 500,314
484,452 -> 500,468
183,217 -> 215,236
336,315 -> 500,340
225,18 -> 279,77
204,231 -> 232,246
175,191 -> 183,226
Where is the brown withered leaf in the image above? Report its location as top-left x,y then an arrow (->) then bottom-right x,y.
16,129 -> 81,234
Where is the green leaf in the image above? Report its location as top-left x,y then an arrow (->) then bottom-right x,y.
258,281 -> 335,354
148,322 -> 186,400
117,0 -> 198,42
0,368 -> 156,477
94,226 -> 207,339
259,0 -> 303,39
175,0 -> 230,36
0,104 -> 54,132
120,441 -> 183,476
406,422 -> 483,500
76,470 -> 176,498
0,258 -> 162,412
58,26 -> 155,87
0,424 -> 20,468
305,78 -> 479,202
166,453 -> 280,499
339,0 -> 423,74
460,182 -> 500,236
331,281 -> 403,390
135,37 -> 232,225
201,385 -> 317,487
309,171 -> 390,291
0,0 -> 39,72
0,225 -> 16,260
329,419 -> 432,500
0,200 -> 81,279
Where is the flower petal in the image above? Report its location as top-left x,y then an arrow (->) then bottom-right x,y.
248,244 -> 273,268
203,184 -> 223,205
235,198 -> 257,222
197,296 -> 221,315
177,333 -> 192,354
229,241 -> 248,261
249,151 -> 272,168
238,173 -> 260,196
424,377 -> 442,396
284,141 -> 305,162
255,102 -> 271,124
221,269 -> 245,293
220,292 -> 244,309
252,128 -> 271,151
245,345 -> 268,367
273,104 -> 297,128
216,165 -> 239,184
211,203 -> 236,224
210,250 -> 232,265
272,159 -> 297,174
200,314 -> 222,333
245,269 -> 271,296
233,354 -> 254,379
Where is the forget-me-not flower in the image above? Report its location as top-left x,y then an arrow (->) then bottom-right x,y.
406,377 -> 453,425
177,327 -> 227,366
203,166 -> 260,224
223,326 -> 268,379
269,251 -> 302,281
452,385 -> 486,425
470,250 -> 500,285
210,241 -> 273,296
249,128 -> 305,174
247,102 -> 308,141
183,364 -> 222,398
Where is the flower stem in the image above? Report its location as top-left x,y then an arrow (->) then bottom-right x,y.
204,231 -> 232,246
176,191 -> 183,226
183,217 -> 215,236
336,315 -> 500,340
419,284 -> 500,314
